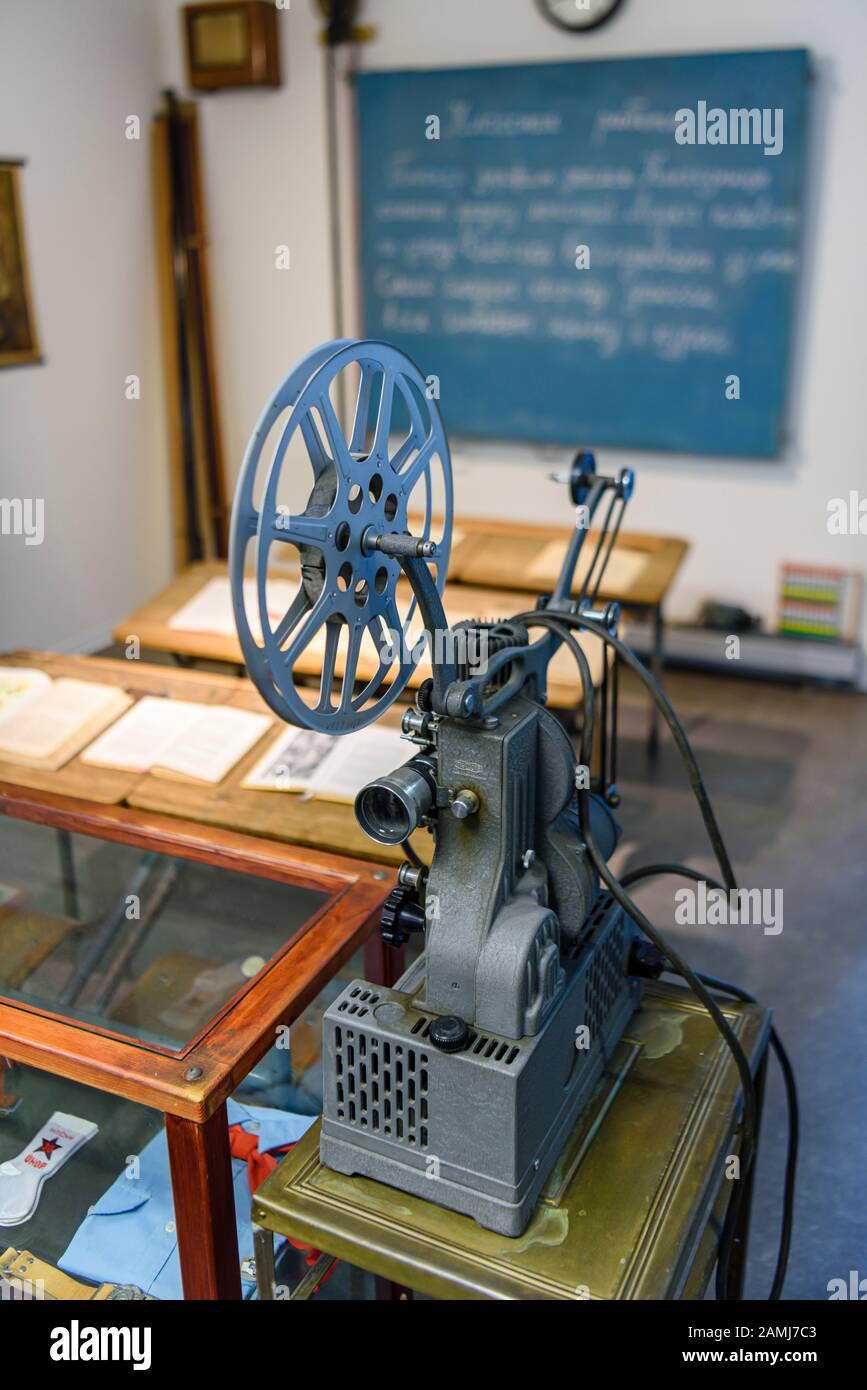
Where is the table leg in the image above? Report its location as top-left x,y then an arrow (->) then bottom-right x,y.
166,1103 -> 241,1300
56,830 -> 79,919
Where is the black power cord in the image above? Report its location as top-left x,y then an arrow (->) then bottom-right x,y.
511,607 -> 794,1299
621,863 -> 798,1302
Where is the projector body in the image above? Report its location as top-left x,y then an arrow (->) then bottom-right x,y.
229,338 -> 642,1237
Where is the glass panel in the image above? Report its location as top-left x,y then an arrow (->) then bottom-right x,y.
0,819 -> 329,1054
0,1062 -> 163,1287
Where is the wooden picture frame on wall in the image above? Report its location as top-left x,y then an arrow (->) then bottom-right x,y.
0,161 -> 41,369
183,1 -> 281,91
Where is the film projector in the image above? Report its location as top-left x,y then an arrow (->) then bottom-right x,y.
229,338 -> 650,1237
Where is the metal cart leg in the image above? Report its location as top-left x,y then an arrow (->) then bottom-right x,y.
254,1225 -> 278,1301
722,1047 -> 769,1300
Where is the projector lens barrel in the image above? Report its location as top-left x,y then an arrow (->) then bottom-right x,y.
355,756 -> 437,846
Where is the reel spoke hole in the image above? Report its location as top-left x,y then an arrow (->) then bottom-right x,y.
384,493 -> 399,522
338,562 -> 353,591
335,521 -> 351,552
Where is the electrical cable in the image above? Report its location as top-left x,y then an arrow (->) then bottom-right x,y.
512,608 -> 759,1299
619,863 -> 797,1301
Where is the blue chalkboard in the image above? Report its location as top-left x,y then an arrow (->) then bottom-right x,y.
356,50 -> 808,458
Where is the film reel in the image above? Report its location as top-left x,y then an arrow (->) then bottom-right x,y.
229,339 -> 452,733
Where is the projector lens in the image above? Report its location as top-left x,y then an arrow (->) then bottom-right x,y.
355,756 -> 436,845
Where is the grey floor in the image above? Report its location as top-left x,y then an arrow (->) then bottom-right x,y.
611,667 -> 867,1301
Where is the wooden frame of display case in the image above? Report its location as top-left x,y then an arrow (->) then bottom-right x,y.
0,785 -> 397,1300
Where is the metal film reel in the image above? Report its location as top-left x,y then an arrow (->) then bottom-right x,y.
229,339 -> 453,734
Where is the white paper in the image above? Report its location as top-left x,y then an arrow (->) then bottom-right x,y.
243,724 -> 407,803
528,538 -> 650,592
82,697 -> 203,772
154,705 -> 272,784
0,679 -> 129,762
0,668 -> 52,725
168,576 -> 300,642
82,696 -> 271,783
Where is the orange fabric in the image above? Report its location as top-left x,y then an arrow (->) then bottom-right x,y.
228,1124 -> 329,1275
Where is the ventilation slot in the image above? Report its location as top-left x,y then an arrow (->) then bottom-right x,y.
333,1026 -> 429,1149
337,985 -> 381,1020
584,919 -> 626,1042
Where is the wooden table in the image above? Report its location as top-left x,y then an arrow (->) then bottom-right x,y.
252,982 -> 770,1301
0,787 -> 396,1300
115,513 -> 687,752
446,517 -> 689,754
0,650 -> 431,869
113,560 -> 606,713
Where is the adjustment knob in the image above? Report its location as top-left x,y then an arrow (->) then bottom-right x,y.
379,886 -> 426,949
428,1015 -> 469,1053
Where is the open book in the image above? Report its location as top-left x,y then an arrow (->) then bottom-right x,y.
81,696 -> 272,785
169,575 -> 302,643
243,724 -> 408,803
0,669 -> 133,771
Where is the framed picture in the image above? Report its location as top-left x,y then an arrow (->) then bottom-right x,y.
183,2 -> 281,90
0,161 -> 41,368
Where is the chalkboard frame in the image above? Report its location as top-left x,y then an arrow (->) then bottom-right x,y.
355,49 -> 810,460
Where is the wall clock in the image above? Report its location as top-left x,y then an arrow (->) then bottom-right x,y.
536,0 -> 625,33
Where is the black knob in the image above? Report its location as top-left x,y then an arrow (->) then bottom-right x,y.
428,1015 -> 469,1053
379,886 -> 426,949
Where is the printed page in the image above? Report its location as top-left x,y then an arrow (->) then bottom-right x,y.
153,705 -> 272,784
243,724 -> 407,803
0,679 -> 131,768
168,575 -> 300,642
0,667 -> 52,724
303,726 -> 408,803
528,538 -> 650,592
243,727 -> 340,792
81,697 -> 204,772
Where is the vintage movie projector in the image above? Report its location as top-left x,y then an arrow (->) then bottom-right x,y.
229,339 -> 646,1236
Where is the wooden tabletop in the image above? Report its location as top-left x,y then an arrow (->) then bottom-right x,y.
113,560 -> 605,710
445,516 -> 689,610
0,650 -> 245,805
0,625 -> 606,868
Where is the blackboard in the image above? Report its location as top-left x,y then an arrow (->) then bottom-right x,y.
356,50 -> 809,458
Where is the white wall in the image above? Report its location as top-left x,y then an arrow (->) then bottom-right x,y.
154,0 -> 336,504
0,0 -> 172,653
157,0 -> 867,657
2,1 -> 864,659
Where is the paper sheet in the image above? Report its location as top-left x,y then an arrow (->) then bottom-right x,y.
82,696 -> 271,784
528,539 -> 650,592
0,679 -> 131,766
0,668 -> 52,724
243,724 -> 408,803
168,576 -> 300,642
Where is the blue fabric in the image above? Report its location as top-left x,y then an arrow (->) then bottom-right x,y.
58,1099 -> 314,1300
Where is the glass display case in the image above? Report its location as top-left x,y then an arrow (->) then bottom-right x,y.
0,788 -> 394,1299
